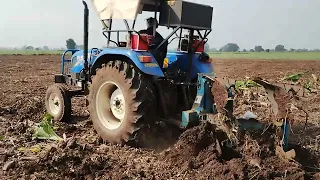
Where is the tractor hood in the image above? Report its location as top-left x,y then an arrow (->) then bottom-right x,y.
91,0 -> 163,20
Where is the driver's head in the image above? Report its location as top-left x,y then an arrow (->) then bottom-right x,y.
146,17 -> 158,29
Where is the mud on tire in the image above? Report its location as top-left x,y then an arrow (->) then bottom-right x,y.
88,60 -> 155,145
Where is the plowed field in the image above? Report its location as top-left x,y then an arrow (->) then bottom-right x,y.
0,55 -> 319,179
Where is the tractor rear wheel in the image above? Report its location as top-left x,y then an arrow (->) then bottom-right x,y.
88,60 -> 155,144
45,83 -> 72,122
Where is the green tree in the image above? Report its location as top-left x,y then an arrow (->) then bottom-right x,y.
26,46 -> 34,50
254,45 -> 264,52
249,49 -> 254,52
219,43 -> 240,52
243,49 -> 247,52
43,46 -> 49,50
66,38 -> 77,49
275,44 -> 286,52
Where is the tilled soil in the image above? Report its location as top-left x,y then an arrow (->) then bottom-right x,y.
0,55 -> 320,179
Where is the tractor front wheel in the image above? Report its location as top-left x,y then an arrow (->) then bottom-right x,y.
45,83 -> 72,122
88,60 -> 155,144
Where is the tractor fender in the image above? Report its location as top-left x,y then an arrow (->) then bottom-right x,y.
91,49 -> 164,77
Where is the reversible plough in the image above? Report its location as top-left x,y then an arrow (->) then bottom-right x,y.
204,76 -> 306,156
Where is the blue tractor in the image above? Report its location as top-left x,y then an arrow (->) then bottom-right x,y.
45,0 -> 301,154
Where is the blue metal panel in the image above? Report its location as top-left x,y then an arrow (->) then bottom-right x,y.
166,52 -> 214,79
69,49 -> 100,74
61,49 -> 80,74
70,51 -> 86,73
181,73 -> 214,128
92,48 -> 164,77
282,119 -> 290,151
181,110 -> 198,128
193,74 -> 214,114
192,58 -> 214,79
165,53 -> 179,68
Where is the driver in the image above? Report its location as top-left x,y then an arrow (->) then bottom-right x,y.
139,17 -> 168,68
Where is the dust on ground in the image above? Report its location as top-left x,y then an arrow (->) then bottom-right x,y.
0,55 -> 320,179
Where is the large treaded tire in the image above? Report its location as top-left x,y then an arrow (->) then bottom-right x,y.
45,83 -> 72,122
88,60 -> 155,144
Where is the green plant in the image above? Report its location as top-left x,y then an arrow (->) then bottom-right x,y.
282,72 -> 306,82
32,113 -> 63,141
235,80 -> 260,90
304,81 -> 312,92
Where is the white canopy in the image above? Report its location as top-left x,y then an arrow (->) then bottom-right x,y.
91,0 -> 159,20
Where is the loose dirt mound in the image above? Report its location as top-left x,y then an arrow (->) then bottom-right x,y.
1,117 -> 317,179
161,122 -> 314,179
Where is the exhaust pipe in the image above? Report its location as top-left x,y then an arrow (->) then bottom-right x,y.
82,0 -> 89,80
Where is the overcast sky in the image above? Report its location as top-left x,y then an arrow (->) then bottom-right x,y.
0,0 -> 319,50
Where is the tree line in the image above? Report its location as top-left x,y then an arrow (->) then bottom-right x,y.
64,38 -> 320,53
14,38 -> 320,53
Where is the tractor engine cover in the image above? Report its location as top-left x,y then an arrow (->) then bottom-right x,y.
159,1 -> 213,30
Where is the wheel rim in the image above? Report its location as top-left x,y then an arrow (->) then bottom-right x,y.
96,81 -> 126,130
48,93 -> 61,115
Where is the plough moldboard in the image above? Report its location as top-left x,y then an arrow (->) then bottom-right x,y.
186,73 -> 307,157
